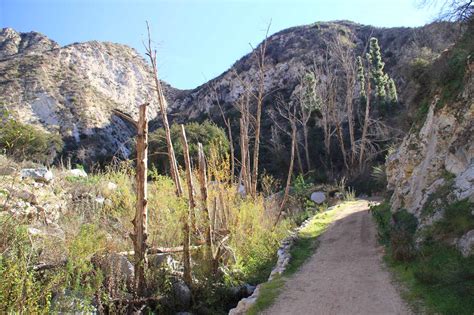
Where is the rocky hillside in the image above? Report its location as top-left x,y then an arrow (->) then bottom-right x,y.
0,27 -> 181,164
0,22 -> 458,166
168,21 -> 457,121
386,24 -> 473,254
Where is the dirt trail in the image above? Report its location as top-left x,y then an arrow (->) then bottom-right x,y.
263,200 -> 410,315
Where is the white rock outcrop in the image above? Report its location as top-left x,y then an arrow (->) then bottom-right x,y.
457,230 -> 474,257
20,168 -> 54,183
68,168 -> 87,178
386,89 -> 473,220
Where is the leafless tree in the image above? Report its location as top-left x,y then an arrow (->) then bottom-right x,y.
273,96 -> 297,225
309,55 -> 337,171
179,125 -> 195,287
293,72 -> 316,173
197,143 -> 214,271
145,22 -> 183,197
233,21 -> 272,198
130,103 -> 149,296
418,0 -> 473,21
329,35 -> 358,167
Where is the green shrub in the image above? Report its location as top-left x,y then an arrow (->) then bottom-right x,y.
371,164 -> 387,188
292,174 -> 312,207
0,110 -> 63,164
0,216 -> 53,313
148,121 -> 229,173
389,209 -> 418,261
370,202 -> 392,245
374,199 -> 474,314
371,203 -> 418,261
388,243 -> 474,314
432,198 -> 474,238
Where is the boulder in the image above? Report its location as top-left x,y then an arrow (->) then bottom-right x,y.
68,168 -> 87,178
51,289 -> 97,313
20,168 -> 53,183
148,253 -> 179,270
238,184 -> 246,196
230,283 -> 257,300
101,181 -> 118,197
171,280 -> 191,311
0,166 -> 16,176
310,191 -> 326,204
96,253 -> 134,290
454,164 -> 474,200
457,230 -> 474,257
9,188 -> 38,204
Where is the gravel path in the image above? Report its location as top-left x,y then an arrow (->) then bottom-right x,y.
263,200 -> 410,315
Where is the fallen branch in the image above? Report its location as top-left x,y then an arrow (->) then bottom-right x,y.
118,245 -> 202,256
33,260 -> 67,272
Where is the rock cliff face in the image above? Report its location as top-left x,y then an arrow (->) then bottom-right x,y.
0,27 -> 181,163
386,58 -> 473,227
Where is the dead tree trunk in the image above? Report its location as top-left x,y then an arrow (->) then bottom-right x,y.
179,125 -> 194,286
145,22 -> 183,197
359,80 -> 371,171
273,97 -> 297,226
131,103 -> 149,296
302,124 -> 311,172
275,113 -> 297,226
250,26 -> 270,198
239,116 -> 251,195
295,140 -> 304,174
197,143 -> 214,270
227,118 -> 235,184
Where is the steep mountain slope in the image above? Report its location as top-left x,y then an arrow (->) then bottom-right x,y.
0,22 -> 458,166
0,27 -> 182,163
167,21 -> 457,121
165,21 -> 459,177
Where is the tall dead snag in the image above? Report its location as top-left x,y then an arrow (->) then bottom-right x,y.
179,125 -> 194,286
274,98 -> 297,226
310,53 -> 340,176
130,103 -> 149,296
295,72 -> 318,173
330,35 -> 357,166
250,23 -> 270,197
145,22 -> 183,196
330,74 -> 350,170
237,93 -> 252,195
197,143 -> 214,270
232,22 -> 271,198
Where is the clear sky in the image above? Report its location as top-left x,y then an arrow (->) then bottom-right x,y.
0,0 -> 441,89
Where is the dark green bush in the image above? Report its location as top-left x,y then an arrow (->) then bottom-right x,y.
0,111 -> 63,164
371,203 -> 418,261
390,209 -> 418,261
374,199 -> 474,314
370,202 -> 392,245
432,198 -> 474,238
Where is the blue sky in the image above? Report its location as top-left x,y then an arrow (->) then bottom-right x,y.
0,0 -> 441,89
